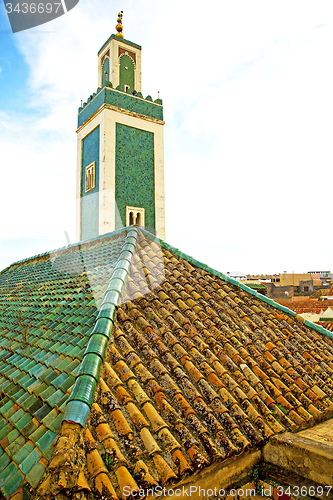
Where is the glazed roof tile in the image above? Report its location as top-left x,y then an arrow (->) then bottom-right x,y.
1,227 -> 333,498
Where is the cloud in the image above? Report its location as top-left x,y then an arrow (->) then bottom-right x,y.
1,0 -> 333,274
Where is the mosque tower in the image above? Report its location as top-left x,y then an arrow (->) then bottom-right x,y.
76,12 -> 165,241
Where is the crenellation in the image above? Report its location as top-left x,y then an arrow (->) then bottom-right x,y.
79,84 -> 163,116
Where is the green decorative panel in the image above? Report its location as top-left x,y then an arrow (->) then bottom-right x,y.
81,126 -> 100,241
115,123 -> 155,231
119,55 -> 134,90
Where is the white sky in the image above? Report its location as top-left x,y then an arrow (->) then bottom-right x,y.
0,0 -> 332,274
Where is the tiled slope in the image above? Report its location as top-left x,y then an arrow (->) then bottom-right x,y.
3,228 -> 333,499
0,230 -> 127,498
37,230 -> 333,499
320,322 -> 333,332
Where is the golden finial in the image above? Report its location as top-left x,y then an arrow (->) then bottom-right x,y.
116,11 -> 124,38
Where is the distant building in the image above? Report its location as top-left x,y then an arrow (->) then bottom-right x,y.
227,271 -> 247,281
308,270 -> 333,286
247,272 -> 327,299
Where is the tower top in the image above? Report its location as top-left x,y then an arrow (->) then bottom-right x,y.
116,11 -> 124,38
76,12 -> 165,242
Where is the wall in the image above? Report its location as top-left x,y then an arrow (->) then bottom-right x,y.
279,273 -> 312,287
266,283 -> 294,299
80,126 -> 100,241
299,279 -> 314,293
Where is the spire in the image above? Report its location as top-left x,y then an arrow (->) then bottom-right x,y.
116,11 -> 124,38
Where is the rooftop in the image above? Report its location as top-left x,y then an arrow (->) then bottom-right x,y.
1,227 -> 333,498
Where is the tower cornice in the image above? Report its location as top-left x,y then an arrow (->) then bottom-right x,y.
98,34 -> 141,56
76,102 -> 165,135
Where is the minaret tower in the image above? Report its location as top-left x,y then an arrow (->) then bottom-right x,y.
76,12 -> 165,241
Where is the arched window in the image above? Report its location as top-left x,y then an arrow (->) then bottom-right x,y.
102,57 -> 110,87
119,54 -> 135,91
126,206 -> 145,227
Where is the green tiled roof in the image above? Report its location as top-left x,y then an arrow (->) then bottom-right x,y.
1,227 -> 333,499
0,229 -> 131,498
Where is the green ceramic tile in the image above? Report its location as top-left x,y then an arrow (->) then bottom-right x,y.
33,403 -> 52,422
44,370 -> 59,386
0,417 -> 7,432
5,434 -> 25,458
56,357 -> 72,372
39,386 -> 56,402
0,462 -> 17,488
15,412 -> 32,431
21,419 -> 38,438
19,447 -> 40,475
48,355 -> 63,369
50,342 -> 62,354
12,443 -> 34,467
7,428 -> 20,445
4,381 -> 18,395
36,429 -> 56,452
0,397 -> 11,413
46,389 -> 66,407
29,425 -> 47,444
32,382 -> 48,397
50,372 -> 67,390
20,394 -> 36,411
66,360 -> 80,375
31,364 -> 48,379
3,405 -> 16,420
0,424 -> 12,442
20,374 -> 37,390
39,366 -> 54,382
48,413 -> 63,433
56,395 -> 68,412
43,441 -> 55,461
27,396 -> 44,414
10,387 -> 25,401
0,452 -> 10,474
1,468 -> 24,498
9,408 -> 25,425
25,461 -> 46,488
41,408 -> 58,428
59,375 -> 75,393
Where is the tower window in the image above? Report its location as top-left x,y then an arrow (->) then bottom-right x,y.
102,57 -> 110,87
119,54 -> 135,92
85,162 -> 96,193
126,206 -> 145,227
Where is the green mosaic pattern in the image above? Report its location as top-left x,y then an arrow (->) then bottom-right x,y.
81,126 -> 100,241
78,88 -> 163,128
115,123 -> 155,231
0,231 -> 126,498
